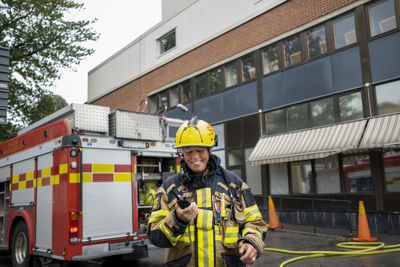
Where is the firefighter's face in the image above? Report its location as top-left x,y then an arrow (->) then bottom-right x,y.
182,146 -> 209,175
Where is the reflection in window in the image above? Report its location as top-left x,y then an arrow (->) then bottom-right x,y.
307,25 -> 327,58
228,149 -> 242,166
159,91 -> 169,111
342,154 -> 372,192
376,80 -> 400,115
383,150 -> 400,192
169,86 -> 179,107
333,13 -> 356,49
262,44 -> 279,75
149,95 -> 158,114
225,61 -> 239,87
311,97 -> 334,127
315,156 -> 340,193
242,54 -> 256,81
288,103 -> 308,131
284,35 -> 302,67
195,74 -> 207,99
270,163 -> 289,194
158,30 -> 176,54
245,148 -> 262,194
368,0 -> 396,37
210,68 -> 223,94
339,92 -> 363,121
291,161 -> 312,194
266,109 -> 286,135
181,81 -> 191,104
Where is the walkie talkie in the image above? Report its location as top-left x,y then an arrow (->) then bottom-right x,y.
171,190 -> 191,209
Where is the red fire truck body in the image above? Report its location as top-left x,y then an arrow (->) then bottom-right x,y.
0,104 -> 181,266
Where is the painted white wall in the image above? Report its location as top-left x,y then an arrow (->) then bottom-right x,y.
162,0 -> 196,19
88,0 -> 287,102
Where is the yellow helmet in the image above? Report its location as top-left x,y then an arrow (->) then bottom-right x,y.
174,117 -> 217,149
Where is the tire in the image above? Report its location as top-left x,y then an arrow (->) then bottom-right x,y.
11,221 -> 32,267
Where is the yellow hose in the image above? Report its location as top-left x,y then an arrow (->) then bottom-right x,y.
264,242 -> 400,267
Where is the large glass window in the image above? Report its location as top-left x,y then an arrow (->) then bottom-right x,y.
368,0 -> 396,37
181,81 -> 191,104
333,13 -> 356,49
169,86 -> 179,108
307,25 -> 327,58
315,156 -> 340,193
225,61 -> 239,87
210,67 -> 223,94
383,150 -> 400,192
376,80 -> 400,115
269,163 -> 289,195
287,103 -> 308,131
159,91 -> 169,112
266,109 -> 286,135
339,92 -> 363,121
291,161 -> 312,194
228,149 -> 242,166
342,154 -> 372,192
262,44 -> 279,75
195,74 -> 207,99
283,35 -> 302,67
149,95 -> 158,114
245,148 -> 262,195
158,29 -> 176,54
242,54 -> 256,82
311,97 -> 335,127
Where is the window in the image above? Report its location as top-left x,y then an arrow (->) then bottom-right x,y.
311,97 -> 335,127
228,149 -> 242,166
262,44 -> 279,75
195,74 -> 207,99
315,156 -> 340,193
342,154 -> 372,192
159,91 -> 169,112
339,92 -> 363,121
169,86 -> 179,108
242,54 -> 256,81
266,109 -> 286,135
376,80 -> 400,115
245,148 -> 262,194
269,163 -> 289,194
210,67 -> 223,94
149,95 -> 158,114
283,35 -> 302,67
333,13 -> 356,49
287,103 -> 308,131
181,81 -> 191,104
158,29 -> 176,54
383,150 -> 400,192
368,0 -> 396,37
307,25 -> 327,58
225,61 -> 239,87
291,161 -> 312,194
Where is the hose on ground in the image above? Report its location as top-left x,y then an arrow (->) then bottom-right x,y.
264,242 -> 400,267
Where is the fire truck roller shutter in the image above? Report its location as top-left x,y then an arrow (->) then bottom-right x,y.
81,148 -> 133,241
11,158 -> 35,206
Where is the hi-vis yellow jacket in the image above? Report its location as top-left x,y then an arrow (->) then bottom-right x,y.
147,154 -> 267,267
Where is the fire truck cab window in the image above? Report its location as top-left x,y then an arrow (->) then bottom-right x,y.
383,150 -> 400,192
315,156 -> 340,193
342,154 -> 372,193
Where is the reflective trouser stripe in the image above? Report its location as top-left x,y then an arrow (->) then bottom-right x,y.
198,229 -> 214,267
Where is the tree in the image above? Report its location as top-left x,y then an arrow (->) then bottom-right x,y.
0,0 -> 99,141
28,93 -> 68,124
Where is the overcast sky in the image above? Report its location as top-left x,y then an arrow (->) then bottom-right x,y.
50,0 -> 162,104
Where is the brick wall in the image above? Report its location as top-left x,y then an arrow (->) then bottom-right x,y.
92,0 -> 357,111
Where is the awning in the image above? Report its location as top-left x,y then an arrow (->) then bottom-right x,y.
359,113 -> 400,149
248,119 -> 367,165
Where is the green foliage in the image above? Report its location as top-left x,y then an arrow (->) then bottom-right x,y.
28,93 -> 68,124
0,0 -> 99,130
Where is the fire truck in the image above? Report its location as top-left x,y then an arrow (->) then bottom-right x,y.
0,103 -> 182,266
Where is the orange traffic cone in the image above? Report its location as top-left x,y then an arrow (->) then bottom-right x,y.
353,201 -> 377,242
267,196 -> 283,229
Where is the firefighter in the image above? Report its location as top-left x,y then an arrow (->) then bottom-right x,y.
147,117 -> 267,266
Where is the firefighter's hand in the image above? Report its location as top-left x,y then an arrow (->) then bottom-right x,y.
239,242 -> 258,265
176,202 -> 198,223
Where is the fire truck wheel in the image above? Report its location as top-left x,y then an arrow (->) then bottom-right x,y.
11,221 -> 32,267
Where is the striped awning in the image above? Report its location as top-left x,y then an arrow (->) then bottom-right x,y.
359,113 -> 400,149
248,119 -> 367,165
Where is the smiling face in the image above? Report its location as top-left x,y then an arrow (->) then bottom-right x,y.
182,146 -> 210,175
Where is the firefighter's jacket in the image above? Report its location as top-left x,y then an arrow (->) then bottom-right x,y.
147,154 -> 267,267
